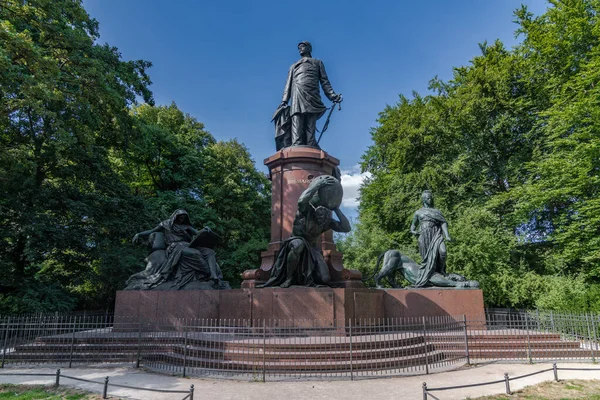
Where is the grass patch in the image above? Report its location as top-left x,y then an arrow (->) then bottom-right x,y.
0,384 -> 106,399
564,382 -> 584,391
472,379 -> 600,399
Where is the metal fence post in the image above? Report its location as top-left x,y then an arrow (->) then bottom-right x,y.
591,313 -> 599,358
349,319 -> 353,381
586,313 -> 595,362
550,310 -> 555,331
55,369 -> 61,387
183,322 -> 188,377
553,363 -> 558,381
422,316 -> 429,374
262,319 -> 266,383
68,316 -> 77,368
504,372 -> 511,394
189,384 -> 194,400
462,314 -> 470,365
102,376 -> 109,399
1,316 -> 10,368
136,320 -> 142,368
422,382 -> 428,400
524,313 -> 533,364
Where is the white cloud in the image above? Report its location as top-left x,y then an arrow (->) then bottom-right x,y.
340,165 -> 371,208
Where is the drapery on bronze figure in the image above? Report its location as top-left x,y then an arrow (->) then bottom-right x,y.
125,209 -> 230,290
410,190 -> 451,285
370,191 -> 479,289
259,175 -> 350,288
272,41 -> 342,150
372,250 -> 479,289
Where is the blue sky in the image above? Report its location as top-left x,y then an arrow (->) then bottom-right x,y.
83,0 -> 548,215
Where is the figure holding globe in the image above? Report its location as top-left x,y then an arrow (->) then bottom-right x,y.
260,175 -> 351,288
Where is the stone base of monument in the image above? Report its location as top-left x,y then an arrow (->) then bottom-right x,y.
114,287 -> 485,328
240,146 -> 364,289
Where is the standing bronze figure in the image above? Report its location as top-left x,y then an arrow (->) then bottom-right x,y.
410,190 -> 452,286
369,190 -> 479,289
272,42 -> 342,150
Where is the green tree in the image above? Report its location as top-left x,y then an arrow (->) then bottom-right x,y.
505,0 -> 600,278
116,103 -> 271,287
351,0 -> 600,310
0,0 -> 153,312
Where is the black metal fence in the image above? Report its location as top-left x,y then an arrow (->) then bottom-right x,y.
0,309 -> 598,381
474,309 -> 600,363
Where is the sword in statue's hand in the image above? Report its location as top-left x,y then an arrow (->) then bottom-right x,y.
317,94 -> 343,145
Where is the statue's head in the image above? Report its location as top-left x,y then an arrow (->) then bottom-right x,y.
421,190 -> 433,206
171,209 -> 191,226
298,41 -> 312,57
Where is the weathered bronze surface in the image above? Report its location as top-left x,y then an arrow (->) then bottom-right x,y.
259,175 -> 350,288
373,191 -> 479,289
125,209 -> 230,290
273,42 -> 342,150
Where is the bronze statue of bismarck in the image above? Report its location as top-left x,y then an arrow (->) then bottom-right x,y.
272,41 -> 342,150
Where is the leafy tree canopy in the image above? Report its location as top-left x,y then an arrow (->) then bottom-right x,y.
341,0 -> 600,310
0,0 -> 270,313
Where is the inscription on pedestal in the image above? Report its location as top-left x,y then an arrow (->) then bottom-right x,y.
287,179 -> 312,184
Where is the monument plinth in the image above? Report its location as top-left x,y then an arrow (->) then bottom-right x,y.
114,287 -> 485,327
241,146 -> 362,288
114,40 -> 483,327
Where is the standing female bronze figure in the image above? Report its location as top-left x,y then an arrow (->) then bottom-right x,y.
410,190 -> 452,287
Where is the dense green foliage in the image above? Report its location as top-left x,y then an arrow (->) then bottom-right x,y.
0,0 -> 269,313
3,0 -> 599,313
114,103 -> 270,287
340,0 -> 600,310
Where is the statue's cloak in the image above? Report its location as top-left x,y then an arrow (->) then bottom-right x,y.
414,207 -> 447,287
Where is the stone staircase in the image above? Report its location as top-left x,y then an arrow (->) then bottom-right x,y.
2,328 -> 593,374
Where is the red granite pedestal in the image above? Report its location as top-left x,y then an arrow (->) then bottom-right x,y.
241,146 -> 362,288
114,287 -> 485,327
114,147 -> 487,330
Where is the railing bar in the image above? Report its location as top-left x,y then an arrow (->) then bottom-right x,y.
0,373 -> 57,376
1,316 -> 11,368
586,313 -> 595,362
509,367 -> 554,380
427,378 -> 508,391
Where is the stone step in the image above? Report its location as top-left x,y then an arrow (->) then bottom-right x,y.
11,341 -> 435,362
6,328 -> 592,373
4,348 -> 444,372
175,342 -> 435,362
143,350 -> 446,372
426,339 -> 583,349
447,348 -> 593,358
31,335 -> 428,352
16,338 -> 585,358
465,330 -> 563,341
